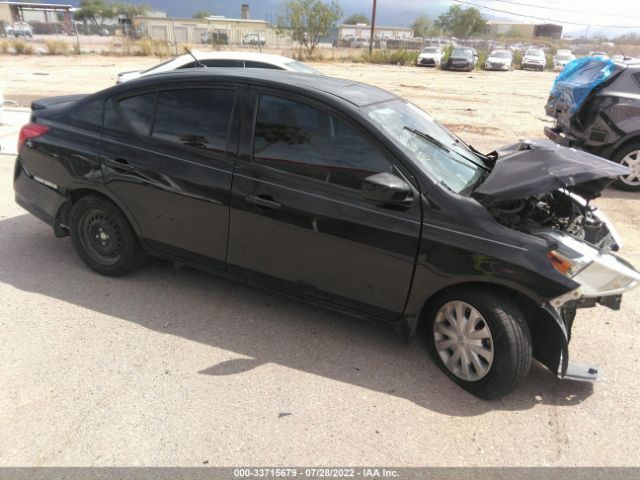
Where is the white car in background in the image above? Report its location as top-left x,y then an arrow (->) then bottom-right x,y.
416,46 -> 444,67
521,48 -> 546,71
484,49 -> 513,71
589,51 -> 610,60
116,51 -> 320,84
553,50 -> 575,71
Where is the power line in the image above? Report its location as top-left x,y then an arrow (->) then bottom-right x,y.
452,0 -> 640,28
487,0 -> 640,20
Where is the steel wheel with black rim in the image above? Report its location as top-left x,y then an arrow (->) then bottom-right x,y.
425,287 -> 532,399
69,194 -> 145,276
613,143 -> 640,191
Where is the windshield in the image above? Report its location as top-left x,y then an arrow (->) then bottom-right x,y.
557,54 -> 571,61
452,48 -> 472,57
364,100 -> 487,194
525,50 -> 542,57
284,60 -> 320,74
422,47 -> 439,53
490,51 -> 510,58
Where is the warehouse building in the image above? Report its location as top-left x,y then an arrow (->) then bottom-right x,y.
486,21 -> 563,39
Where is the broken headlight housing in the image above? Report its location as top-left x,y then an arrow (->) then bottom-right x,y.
547,232 -> 640,298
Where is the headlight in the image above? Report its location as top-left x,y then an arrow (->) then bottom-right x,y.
547,232 -> 640,297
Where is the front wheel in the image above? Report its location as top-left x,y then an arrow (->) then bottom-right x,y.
425,287 -> 532,399
612,143 -> 640,191
69,194 -> 146,276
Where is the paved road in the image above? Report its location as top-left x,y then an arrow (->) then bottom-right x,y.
1,109 -> 640,467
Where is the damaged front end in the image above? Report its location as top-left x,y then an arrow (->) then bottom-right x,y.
472,139 -> 640,380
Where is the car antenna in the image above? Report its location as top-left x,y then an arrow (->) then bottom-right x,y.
617,44 -> 626,60
184,46 -> 206,68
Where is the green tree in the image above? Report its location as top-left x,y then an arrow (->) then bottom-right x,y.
410,14 -> 432,38
277,0 -> 342,55
75,0 -> 114,25
343,13 -> 369,25
113,1 -> 149,22
434,5 -> 486,38
193,10 -> 213,19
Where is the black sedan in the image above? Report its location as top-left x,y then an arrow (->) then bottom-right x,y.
14,69 -> 640,399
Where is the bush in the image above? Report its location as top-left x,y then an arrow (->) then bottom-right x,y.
138,38 -> 171,57
12,40 -> 34,55
0,39 -> 8,54
362,49 -> 418,65
545,53 -> 554,71
476,48 -> 489,70
441,44 -> 454,64
512,50 -> 522,68
45,39 -> 70,55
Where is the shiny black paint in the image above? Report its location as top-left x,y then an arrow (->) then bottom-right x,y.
14,70 -> 577,367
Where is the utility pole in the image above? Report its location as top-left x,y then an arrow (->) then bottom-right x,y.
369,0 -> 377,55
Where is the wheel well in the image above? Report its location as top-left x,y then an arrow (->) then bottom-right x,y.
61,189 -> 142,239
610,135 -> 640,160
415,281 -> 567,375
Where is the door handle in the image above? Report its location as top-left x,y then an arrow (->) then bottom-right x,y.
245,194 -> 281,211
103,158 -> 135,173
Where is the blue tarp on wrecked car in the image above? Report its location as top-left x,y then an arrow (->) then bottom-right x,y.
548,57 -> 616,115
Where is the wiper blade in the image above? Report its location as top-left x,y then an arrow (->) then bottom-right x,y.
404,126 -> 449,152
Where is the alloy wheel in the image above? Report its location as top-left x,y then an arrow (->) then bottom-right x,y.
619,150 -> 640,187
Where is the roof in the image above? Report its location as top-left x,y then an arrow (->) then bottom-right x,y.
120,69 -> 397,108
187,51 -> 300,64
0,1 -> 72,7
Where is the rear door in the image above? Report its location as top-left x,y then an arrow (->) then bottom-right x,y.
227,89 -> 422,320
100,83 -> 242,267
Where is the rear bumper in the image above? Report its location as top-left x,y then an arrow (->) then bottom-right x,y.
13,159 -> 67,228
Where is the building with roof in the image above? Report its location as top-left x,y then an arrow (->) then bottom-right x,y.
487,21 -> 563,39
0,1 -> 73,32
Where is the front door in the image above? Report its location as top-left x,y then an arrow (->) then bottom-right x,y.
100,84 -> 241,267
227,91 -> 422,320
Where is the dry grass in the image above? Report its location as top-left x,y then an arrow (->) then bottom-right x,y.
12,40 -> 34,55
45,39 -> 71,55
0,39 -> 9,54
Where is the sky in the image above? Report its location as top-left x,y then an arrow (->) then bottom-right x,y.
474,0 -> 640,35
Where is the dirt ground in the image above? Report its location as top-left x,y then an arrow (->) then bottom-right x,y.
1,56 -> 640,468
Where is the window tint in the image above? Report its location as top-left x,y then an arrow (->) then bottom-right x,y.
253,95 -> 393,189
118,93 -> 156,135
152,88 -> 235,152
245,61 -> 282,70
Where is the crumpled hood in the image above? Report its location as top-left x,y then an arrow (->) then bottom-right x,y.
471,139 -> 629,205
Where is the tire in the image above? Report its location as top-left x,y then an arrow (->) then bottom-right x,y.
69,194 -> 146,276
612,142 -> 640,191
424,287 -> 532,399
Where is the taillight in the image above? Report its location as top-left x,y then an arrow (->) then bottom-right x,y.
18,123 -> 50,152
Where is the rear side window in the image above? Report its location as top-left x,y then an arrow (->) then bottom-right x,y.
253,95 -> 393,190
118,93 -> 156,135
152,88 -> 235,152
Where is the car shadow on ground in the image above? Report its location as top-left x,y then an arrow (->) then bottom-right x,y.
0,214 -> 594,416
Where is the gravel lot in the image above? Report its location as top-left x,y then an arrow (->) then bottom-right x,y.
1,57 -> 639,467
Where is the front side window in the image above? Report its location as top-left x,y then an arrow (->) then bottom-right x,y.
152,88 -> 235,152
253,95 -> 393,190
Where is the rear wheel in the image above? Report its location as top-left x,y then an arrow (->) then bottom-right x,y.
69,194 -> 145,276
425,287 -> 532,399
612,143 -> 640,191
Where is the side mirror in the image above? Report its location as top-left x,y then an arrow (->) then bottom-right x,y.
362,172 -> 413,206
